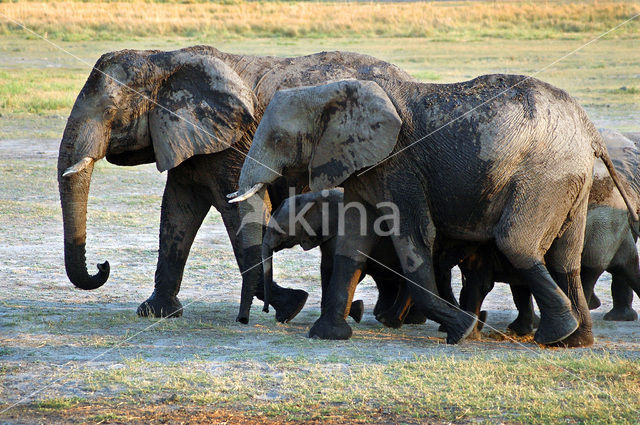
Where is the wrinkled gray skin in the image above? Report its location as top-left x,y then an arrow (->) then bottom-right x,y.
425,129 -> 640,338
261,189 -> 426,326
577,129 -> 640,321
57,46 -> 415,322
232,77 -> 638,347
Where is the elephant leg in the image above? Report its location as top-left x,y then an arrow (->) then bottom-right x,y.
434,253 -> 459,307
605,273 -> 637,321
319,240 -> 362,322
381,189 -> 476,343
494,182 -> 590,346
376,281 -> 413,329
507,285 -> 538,336
137,172 -> 210,318
458,261 -> 493,337
604,236 -> 639,321
308,212 -> 382,339
220,203 -> 309,324
392,234 -> 477,344
403,300 -> 428,325
580,266 -> 604,311
234,188 -> 308,324
372,274 -> 401,318
544,200 -> 594,347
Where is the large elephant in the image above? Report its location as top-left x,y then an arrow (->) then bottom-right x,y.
229,77 -> 638,347
434,129 -> 640,338
57,46 -> 415,321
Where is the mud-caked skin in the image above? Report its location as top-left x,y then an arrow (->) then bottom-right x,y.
261,189 -> 422,326
57,46 -> 416,322
232,76 -> 638,347
436,129 -> 640,338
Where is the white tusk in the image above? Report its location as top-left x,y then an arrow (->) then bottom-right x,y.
226,190 -> 239,199
228,183 -> 264,203
63,157 -> 93,177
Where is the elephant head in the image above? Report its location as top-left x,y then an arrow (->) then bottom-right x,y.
229,79 -> 401,314
58,47 -> 255,290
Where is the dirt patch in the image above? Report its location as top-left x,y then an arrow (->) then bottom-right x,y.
3,401 -> 426,425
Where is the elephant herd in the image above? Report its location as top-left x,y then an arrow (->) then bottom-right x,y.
57,45 -> 640,348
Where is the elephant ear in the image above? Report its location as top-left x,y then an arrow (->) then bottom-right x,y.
149,52 -> 255,172
308,80 -> 401,191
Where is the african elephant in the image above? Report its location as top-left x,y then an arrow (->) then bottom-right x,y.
229,77 -> 638,347
436,129 -> 640,337
57,46 -> 415,322
583,130 -> 640,321
261,188 -> 427,326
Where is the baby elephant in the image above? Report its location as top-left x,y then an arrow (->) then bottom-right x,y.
261,189 -> 426,326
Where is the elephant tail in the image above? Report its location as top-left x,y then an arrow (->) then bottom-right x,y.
595,145 -> 639,223
627,214 -> 640,239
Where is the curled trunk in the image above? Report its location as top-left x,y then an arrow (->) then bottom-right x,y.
57,121 -> 110,290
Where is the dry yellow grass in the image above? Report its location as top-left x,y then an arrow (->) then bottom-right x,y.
0,1 -> 639,40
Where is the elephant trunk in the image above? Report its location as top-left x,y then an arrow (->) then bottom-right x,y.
57,119 -> 110,290
235,186 -> 270,323
262,242 -> 274,313
231,139 -> 284,323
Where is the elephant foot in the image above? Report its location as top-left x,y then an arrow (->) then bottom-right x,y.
533,313 -> 541,328
588,293 -> 602,310
534,311 -> 579,345
373,298 -> 394,318
309,316 -> 352,340
349,300 -> 364,323
508,314 -> 536,336
444,312 -> 478,345
547,324 -> 594,348
459,311 -> 487,340
403,307 -> 427,325
603,307 -> 638,321
137,292 -> 183,318
376,310 -> 404,329
272,288 -> 309,324
475,310 -> 488,332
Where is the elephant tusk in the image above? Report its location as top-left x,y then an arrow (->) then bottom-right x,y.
63,157 -> 93,177
226,190 -> 239,199
228,183 -> 264,203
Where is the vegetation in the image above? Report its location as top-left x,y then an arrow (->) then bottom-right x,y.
16,354 -> 640,423
0,1 -> 639,41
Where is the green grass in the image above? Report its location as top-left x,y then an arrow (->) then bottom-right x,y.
1,36 -> 639,140
34,397 -> 86,410
0,69 -> 84,115
610,86 -> 640,95
61,354 -> 640,424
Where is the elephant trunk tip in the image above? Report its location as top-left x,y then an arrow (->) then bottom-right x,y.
67,260 -> 110,290
64,242 -> 110,290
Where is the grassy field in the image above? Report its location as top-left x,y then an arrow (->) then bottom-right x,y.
1,1 -> 640,423
1,1 -> 639,41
